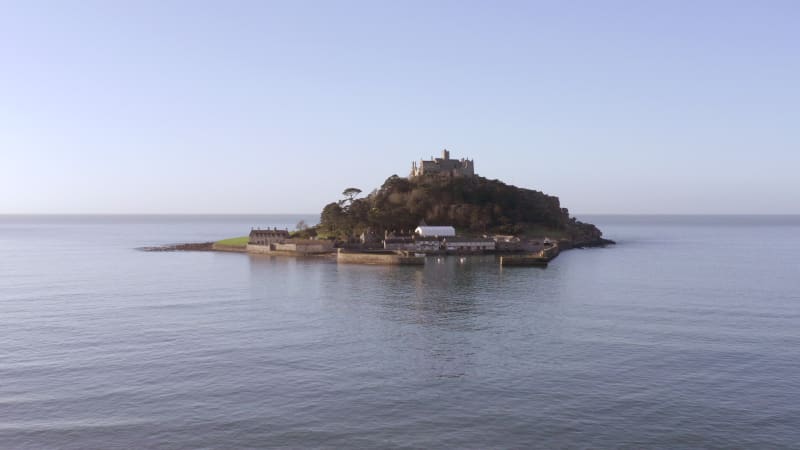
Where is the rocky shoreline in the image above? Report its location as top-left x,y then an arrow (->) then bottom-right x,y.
560,237 -> 616,249
138,242 -> 214,252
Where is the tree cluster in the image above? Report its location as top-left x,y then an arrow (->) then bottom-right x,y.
317,175 -> 584,240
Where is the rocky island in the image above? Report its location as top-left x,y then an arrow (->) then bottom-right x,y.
298,150 -> 613,250
144,150 -> 613,265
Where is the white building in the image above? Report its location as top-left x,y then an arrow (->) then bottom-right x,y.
414,226 -> 456,237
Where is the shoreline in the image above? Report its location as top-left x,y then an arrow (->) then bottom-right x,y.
138,242 -> 215,252
138,237 -> 614,255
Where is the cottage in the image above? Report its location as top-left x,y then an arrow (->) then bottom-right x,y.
414,226 -> 456,237
384,237 -> 415,251
443,237 -> 496,253
493,235 -> 523,252
491,235 -> 546,253
360,229 -> 381,245
414,236 -> 442,252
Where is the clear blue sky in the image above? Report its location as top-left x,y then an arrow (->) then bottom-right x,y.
2,0 -> 798,214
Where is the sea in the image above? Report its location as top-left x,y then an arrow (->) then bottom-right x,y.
1,214 -> 799,449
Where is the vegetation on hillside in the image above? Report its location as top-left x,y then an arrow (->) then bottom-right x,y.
316,175 -> 605,244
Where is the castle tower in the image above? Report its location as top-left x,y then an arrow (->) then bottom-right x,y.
442,149 -> 450,160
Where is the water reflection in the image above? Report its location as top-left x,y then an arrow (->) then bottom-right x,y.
242,253 -> 572,380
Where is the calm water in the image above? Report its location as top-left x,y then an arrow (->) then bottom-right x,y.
1,215 -> 799,449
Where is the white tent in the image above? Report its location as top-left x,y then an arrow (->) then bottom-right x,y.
414,226 -> 456,237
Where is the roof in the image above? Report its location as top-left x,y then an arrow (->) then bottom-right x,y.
414,226 -> 456,237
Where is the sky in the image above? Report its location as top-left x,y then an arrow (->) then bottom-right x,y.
1,0 -> 798,215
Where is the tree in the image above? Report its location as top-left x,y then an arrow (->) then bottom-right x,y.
320,202 -> 345,235
341,187 -> 362,206
320,174 -> 583,239
295,220 -> 308,231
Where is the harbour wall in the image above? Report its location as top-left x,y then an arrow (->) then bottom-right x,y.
337,250 -> 424,265
246,242 -> 334,255
211,244 -> 247,253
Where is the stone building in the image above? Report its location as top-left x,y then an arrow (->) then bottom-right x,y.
383,237 -> 415,251
248,228 -> 290,245
443,237 -> 495,253
360,229 -> 381,246
248,227 -> 333,255
410,149 -> 475,178
414,236 -> 442,252
492,235 -> 546,253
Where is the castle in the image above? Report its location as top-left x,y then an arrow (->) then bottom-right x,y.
410,149 -> 475,178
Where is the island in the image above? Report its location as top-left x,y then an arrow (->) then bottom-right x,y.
144,149 -> 613,266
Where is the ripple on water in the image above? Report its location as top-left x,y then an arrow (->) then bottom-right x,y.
2,215 -> 800,448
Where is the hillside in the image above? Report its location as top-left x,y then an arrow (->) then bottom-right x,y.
314,174 -> 611,247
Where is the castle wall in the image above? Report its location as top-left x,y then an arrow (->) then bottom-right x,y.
411,151 -> 475,177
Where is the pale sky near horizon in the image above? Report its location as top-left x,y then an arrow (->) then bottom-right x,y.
1,1 -> 798,215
